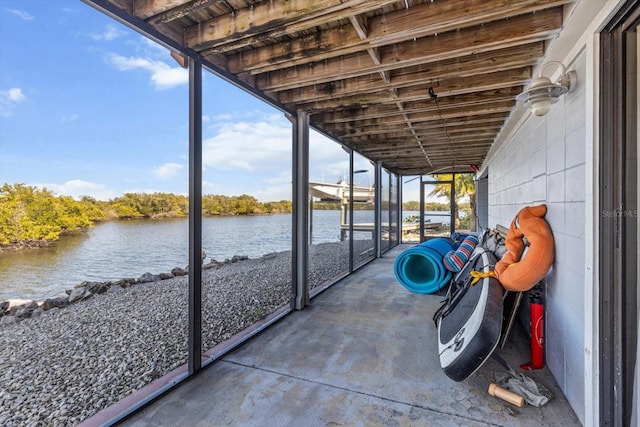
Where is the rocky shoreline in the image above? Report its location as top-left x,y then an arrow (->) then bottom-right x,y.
0,240 -> 373,427
0,254 -> 250,327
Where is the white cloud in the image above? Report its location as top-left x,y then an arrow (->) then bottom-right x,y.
5,8 -> 34,21
153,162 -> 184,180
141,37 -> 167,54
307,130 -> 353,183
0,87 -> 27,117
62,114 -> 79,122
90,24 -> 124,41
254,184 -> 292,202
39,180 -> 118,201
211,113 -> 235,122
202,115 -> 291,171
106,53 -> 188,89
6,87 -> 26,102
151,66 -> 188,89
253,170 -> 293,201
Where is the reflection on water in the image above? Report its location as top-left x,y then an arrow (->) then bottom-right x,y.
0,219 -> 189,300
0,211 -> 359,301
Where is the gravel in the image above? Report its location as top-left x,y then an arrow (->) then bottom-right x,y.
0,240 -> 374,426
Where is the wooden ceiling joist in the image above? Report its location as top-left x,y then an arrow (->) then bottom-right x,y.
288,68 -> 531,112
224,0 -> 567,74
184,0 -> 400,53
259,42 -> 544,93
315,100 -> 516,127
245,5 -> 562,86
94,0 -> 575,176
278,68 -> 530,106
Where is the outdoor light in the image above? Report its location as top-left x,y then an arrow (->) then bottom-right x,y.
516,61 -> 576,117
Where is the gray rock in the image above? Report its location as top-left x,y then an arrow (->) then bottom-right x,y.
0,241 -> 361,425
10,301 -> 39,317
42,297 -> 69,310
14,308 -> 31,318
86,282 -> 109,294
159,272 -> 173,280
137,272 -> 159,283
171,267 -> 188,276
68,288 -> 92,303
113,278 -> 137,287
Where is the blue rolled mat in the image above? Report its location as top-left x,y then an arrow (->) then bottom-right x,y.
394,238 -> 455,294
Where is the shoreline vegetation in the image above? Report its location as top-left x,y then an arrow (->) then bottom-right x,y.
0,183 -> 457,253
0,183 -> 291,252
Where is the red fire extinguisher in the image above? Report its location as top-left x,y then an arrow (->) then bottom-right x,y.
520,290 -> 544,370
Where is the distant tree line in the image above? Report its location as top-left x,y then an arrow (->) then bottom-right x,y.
0,183 -> 437,248
402,201 -> 449,211
0,184 -> 291,248
310,201 -> 375,210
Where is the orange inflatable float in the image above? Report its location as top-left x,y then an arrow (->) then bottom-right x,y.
494,204 -> 555,291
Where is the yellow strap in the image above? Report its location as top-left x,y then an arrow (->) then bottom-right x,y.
469,270 -> 496,285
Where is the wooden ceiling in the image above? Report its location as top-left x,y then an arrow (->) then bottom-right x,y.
92,0 -> 575,175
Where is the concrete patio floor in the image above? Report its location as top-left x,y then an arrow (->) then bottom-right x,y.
120,244 -> 580,427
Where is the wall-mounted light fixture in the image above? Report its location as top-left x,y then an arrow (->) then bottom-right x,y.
516,61 -> 577,116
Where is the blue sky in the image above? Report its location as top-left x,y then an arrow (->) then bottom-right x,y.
0,1 -> 417,202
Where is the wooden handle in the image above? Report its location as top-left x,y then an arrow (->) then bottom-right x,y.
488,383 -> 525,407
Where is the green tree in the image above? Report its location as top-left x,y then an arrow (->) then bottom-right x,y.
428,173 -> 476,231
0,183 -> 96,245
0,183 -> 295,248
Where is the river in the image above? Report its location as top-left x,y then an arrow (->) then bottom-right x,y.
0,210 -> 435,301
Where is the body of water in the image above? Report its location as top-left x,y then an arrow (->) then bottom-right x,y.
0,210 -> 439,301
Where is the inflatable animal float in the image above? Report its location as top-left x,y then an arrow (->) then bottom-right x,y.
494,204 -> 555,292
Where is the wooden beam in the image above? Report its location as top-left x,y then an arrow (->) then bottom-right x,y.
134,0 -> 194,19
349,136 -> 496,151
354,134 -> 497,147
315,100 -> 515,125
276,63 -> 530,104
352,138 -> 495,149
137,0 -> 229,23
282,67 -> 530,111
361,145 -> 492,157
339,126 -> 503,141
330,111 -> 509,132
255,26 -> 550,92
112,0 -> 573,178
260,42 -> 543,93
227,0 -> 569,74
184,0 -> 399,52
348,14 -> 369,40
313,89 -> 518,130
327,116 -> 509,139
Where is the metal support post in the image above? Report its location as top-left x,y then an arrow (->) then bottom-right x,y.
375,161 -> 382,258
292,111 -> 309,310
188,57 -> 203,374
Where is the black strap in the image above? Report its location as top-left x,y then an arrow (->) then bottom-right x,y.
432,251 -> 484,326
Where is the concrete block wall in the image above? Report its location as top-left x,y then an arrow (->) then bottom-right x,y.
487,49 -> 587,424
